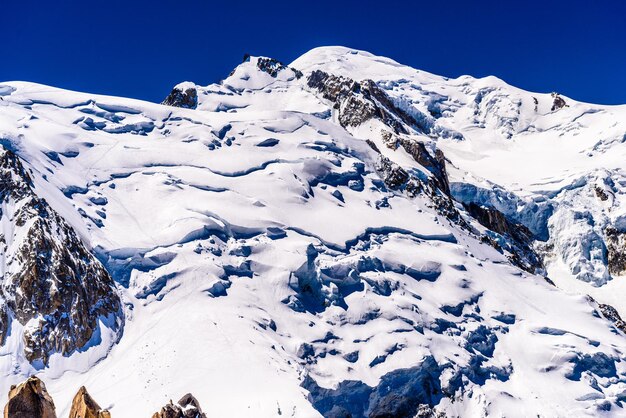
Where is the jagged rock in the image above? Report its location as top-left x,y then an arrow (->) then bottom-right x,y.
162,83 -> 198,109
586,295 -> 626,332
595,186 -> 610,201
68,386 -> 110,418
375,153 -> 463,227
375,156 -> 409,190
151,394 -> 206,418
466,202 -> 532,241
598,302 -> 626,333
3,376 -> 56,418
307,70 -> 416,134
465,202 -> 542,273
377,131 -> 459,225
253,56 -> 302,79
380,130 -> 398,149
605,226 -> 626,276
551,92 -> 567,111
385,131 -> 450,195
0,150 -> 122,364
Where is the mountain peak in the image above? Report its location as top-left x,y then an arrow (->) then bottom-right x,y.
2,46 -> 626,418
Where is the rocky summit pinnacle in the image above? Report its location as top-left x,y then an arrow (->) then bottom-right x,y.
3,376 -> 56,418
68,386 -> 110,418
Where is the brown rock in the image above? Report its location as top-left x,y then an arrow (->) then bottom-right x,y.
306,70 -> 416,134
68,386 -> 110,418
3,376 -> 56,418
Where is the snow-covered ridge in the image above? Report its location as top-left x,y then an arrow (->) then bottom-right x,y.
0,46 -> 626,417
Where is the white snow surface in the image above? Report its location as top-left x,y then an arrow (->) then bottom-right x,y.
0,47 -> 625,417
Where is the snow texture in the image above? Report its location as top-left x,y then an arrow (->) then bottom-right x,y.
0,47 -> 626,417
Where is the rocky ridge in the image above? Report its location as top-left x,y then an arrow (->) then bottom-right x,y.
0,150 -> 123,364
3,377 -> 56,418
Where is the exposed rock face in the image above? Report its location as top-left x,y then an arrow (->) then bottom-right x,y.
3,376 -> 56,418
551,92 -> 567,111
464,202 -> 542,273
307,70 -> 417,134
162,84 -> 198,109
308,69 -> 540,273
307,69 -> 459,224
465,202 -> 533,242
605,226 -> 626,276
376,154 -> 469,235
375,155 -> 410,191
151,394 -> 206,418
0,150 -> 122,364
253,56 -> 303,79
68,386 -> 110,418
382,130 -> 451,196
598,303 -> 626,333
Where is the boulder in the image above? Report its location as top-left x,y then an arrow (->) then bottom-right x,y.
3,376 -> 56,418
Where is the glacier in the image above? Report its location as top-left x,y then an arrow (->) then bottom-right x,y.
0,46 -> 626,417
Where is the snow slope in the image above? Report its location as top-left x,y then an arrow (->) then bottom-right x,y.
0,47 -> 626,417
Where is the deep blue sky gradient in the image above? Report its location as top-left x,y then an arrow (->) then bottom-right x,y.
3,0 -> 626,104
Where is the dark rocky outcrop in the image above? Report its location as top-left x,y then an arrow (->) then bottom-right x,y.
253,57 -> 302,79
151,394 -> 206,418
464,202 -> 542,273
595,186 -> 610,201
375,156 -> 410,191
550,92 -> 567,111
605,226 -> 626,276
382,131 -> 450,196
68,386 -> 110,418
307,70 -> 417,134
307,69 -> 464,227
0,150 -> 122,364
598,302 -> 626,333
162,85 -> 198,109
465,202 -> 533,243
3,376 -> 56,418
375,152 -> 466,230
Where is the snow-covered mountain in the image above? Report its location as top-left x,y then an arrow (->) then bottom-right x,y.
1,46 -> 626,417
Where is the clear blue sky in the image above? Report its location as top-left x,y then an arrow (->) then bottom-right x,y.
3,0 -> 625,104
